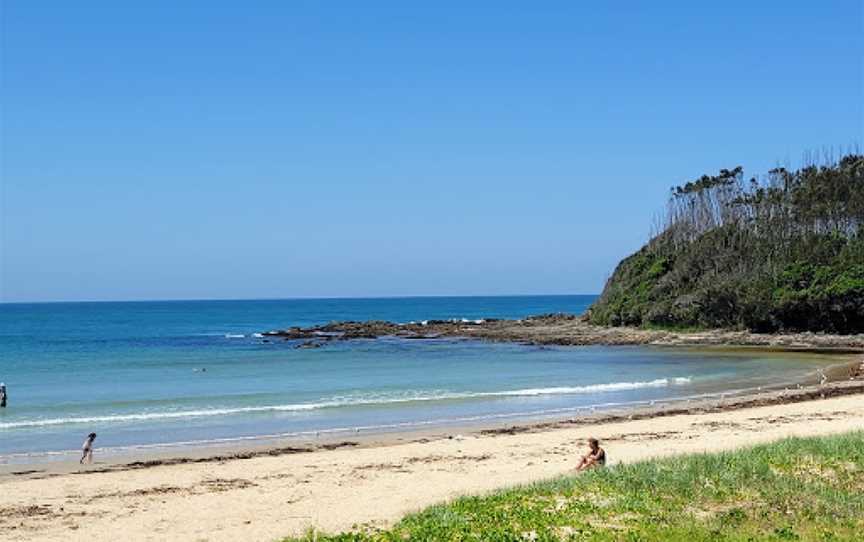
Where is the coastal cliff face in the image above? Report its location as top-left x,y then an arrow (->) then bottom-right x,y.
588,155 -> 864,333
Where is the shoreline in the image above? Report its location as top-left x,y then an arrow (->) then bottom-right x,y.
4,356 -> 861,478
3,376 -> 863,542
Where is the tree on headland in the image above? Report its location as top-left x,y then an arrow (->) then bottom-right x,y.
588,153 -> 864,333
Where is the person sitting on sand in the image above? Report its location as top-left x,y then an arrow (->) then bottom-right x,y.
80,433 -> 97,464
575,437 -> 606,471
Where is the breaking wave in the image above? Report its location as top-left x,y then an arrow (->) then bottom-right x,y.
0,377 -> 691,430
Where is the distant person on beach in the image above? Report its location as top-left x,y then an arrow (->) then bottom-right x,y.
576,437 -> 606,471
0,382 -> 6,407
80,433 -> 97,464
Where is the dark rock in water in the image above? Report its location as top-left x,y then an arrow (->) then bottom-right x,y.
268,327 -> 321,340
526,313 -> 577,322
256,313 -> 864,349
425,319 -> 452,326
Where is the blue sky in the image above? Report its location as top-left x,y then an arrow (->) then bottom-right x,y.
1,1 -> 862,302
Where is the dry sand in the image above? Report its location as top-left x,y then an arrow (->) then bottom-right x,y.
3,381 -> 864,542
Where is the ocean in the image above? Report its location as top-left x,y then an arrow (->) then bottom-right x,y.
0,296 -> 841,464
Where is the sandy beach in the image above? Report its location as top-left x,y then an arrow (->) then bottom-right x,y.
3,373 -> 863,542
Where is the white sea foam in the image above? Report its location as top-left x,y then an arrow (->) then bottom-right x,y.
224,333 -> 245,338
482,378 -> 688,396
0,377 -> 691,430
251,333 -> 263,338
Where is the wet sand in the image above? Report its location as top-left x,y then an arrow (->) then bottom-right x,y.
3,366 -> 863,542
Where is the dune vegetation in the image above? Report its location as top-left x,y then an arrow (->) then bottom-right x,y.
588,154 -> 864,333
287,432 -> 864,541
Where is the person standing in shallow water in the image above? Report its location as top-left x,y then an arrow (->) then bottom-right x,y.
576,437 -> 606,471
0,383 -> 6,407
80,433 -> 97,464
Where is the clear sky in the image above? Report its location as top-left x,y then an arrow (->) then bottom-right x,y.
1,1 -> 862,302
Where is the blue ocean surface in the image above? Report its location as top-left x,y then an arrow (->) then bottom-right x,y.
0,296 -> 839,463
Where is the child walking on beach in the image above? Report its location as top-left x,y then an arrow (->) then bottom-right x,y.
576,437 -> 606,471
80,433 -> 97,464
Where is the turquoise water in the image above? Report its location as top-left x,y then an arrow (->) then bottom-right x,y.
0,296 -> 837,463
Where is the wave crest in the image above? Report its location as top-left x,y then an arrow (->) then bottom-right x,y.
0,377 -> 691,430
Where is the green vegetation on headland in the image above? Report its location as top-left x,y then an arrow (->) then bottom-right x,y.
288,432 -> 864,541
588,154 -> 864,333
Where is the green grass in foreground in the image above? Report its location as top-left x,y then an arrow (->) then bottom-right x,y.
287,432 -> 864,541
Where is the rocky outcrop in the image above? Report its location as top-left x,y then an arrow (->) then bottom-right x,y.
262,313 -> 864,350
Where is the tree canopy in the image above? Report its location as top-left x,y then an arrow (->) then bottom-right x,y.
588,154 -> 864,333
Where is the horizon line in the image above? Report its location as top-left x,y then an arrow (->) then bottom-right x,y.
0,293 -> 600,306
